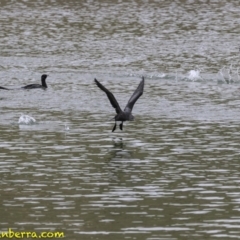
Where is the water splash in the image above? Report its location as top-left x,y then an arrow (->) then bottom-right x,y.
218,64 -> 240,84
64,123 -> 70,131
187,69 -> 202,81
18,114 -> 36,125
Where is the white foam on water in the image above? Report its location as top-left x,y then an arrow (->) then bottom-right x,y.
18,114 -> 36,125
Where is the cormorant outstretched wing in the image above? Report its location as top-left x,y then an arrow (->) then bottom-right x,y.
124,77 -> 144,113
94,78 -> 122,114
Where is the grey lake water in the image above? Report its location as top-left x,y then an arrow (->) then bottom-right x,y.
1,0 -> 240,239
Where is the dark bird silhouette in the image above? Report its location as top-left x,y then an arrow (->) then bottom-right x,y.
22,74 -> 48,89
94,77 -> 144,132
0,86 -> 9,90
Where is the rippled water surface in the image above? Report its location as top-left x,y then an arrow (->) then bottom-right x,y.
1,0 -> 240,239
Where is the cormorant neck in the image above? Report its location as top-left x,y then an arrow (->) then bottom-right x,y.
41,79 -> 47,88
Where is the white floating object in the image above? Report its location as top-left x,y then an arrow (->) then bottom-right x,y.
18,114 -> 36,125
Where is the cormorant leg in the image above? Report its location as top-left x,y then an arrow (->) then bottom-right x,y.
112,122 -> 117,132
119,122 -> 123,131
